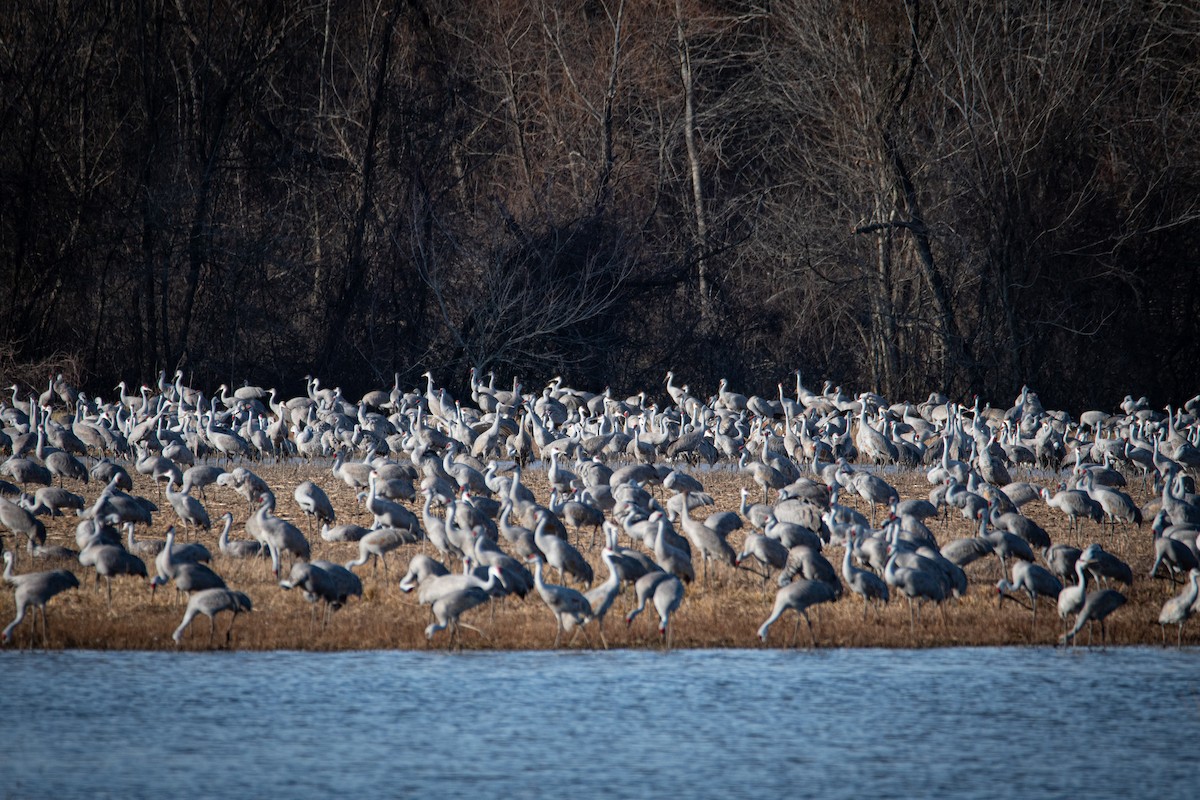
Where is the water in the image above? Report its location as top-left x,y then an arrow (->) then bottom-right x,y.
2,647 -> 1197,799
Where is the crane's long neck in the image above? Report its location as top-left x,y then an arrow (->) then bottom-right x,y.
219,516 -> 232,549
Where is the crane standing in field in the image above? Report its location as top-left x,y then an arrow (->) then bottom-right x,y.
3,551 -> 80,645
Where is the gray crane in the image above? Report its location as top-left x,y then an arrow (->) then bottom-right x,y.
884,551 -> 947,629
996,560 -> 1063,625
217,512 -> 263,560
425,586 -> 491,647
1040,485 -> 1102,532
152,527 -> 225,602
756,578 -> 839,647
2,550 -> 79,645
1079,543 -> 1132,587
362,471 -> 418,534
0,497 -> 47,547
1158,568 -> 1200,647
345,527 -> 419,577
164,481 -> 211,539
399,554 -> 450,594
293,480 -> 335,533
172,587 -> 253,648
679,498 -> 736,584
648,514 -> 694,584
735,532 -> 789,588
527,553 -> 593,647
83,543 -> 148,607
252,493 -> 310,575
843,531 -> 889,619
584,548 -> 622,649
533,511 -> 593,587
1061,588 -> 1127,647
279,560 -> 362,628
625,570 -> 686,649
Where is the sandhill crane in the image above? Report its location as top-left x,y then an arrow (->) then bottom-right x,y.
1061,588 -> 1127,647
279,561 -> 360,628
0,497 -> 47,547
678,499 -> 736,584
294,480 -> 335,533
884,550 -> 947,630
551,489 -> 605,547
172,588 -> 253,648
976,507 -> 1035,576
855,407 -> 897,465
399,554 -> 450,594
2,551 -> 79,645
362,471 -> 418,534
625,571 -> 686,648
996,561 -> 1063,625
843,530 -> 889,619
648,514 -> 694,584
21,486 -> 85,516
43,447 -> 89,487
740,450 -> 787,504
989,508 -> 1052,550
527,553 -> 593,647
1079,543 -> 1133,587
164,481 -> 211,540
1148,510 -> 1199,584
584,548 -> 622,649
756,578 -> 840,647
736,533 -> 789,587
738,487 -> 773,529
411,560 -> 502,608
1157,568 -> 1200,647
320,523 -> 371,543
217,512 -> 262,560
152,528 -> 225,602
216,467 -> 270,510
1081,473 -> 1142,530
253,493 -> 310,574
1040,485 -> 1101,532
84,544 -> 148,607
345,527 -> 418,577
125,521 -> 165,558
0,457 -> 52,490
764,514 -> 823,552
181,465 -> 224,501
940,535 -> 994,569
533,512 -> 593,587
425,586 -> 491,647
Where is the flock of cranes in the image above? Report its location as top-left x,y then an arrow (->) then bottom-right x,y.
1,368 -> 1198,650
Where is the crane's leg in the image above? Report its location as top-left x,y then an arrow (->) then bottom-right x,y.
209,615 -> 217,647
804,612 -> 817,648
106,577 -> 113,609
227,613 -> 236,645
790,615 -> 801,647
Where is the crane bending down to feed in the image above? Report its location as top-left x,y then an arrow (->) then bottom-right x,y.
172,587 -> 252,648
756,578 -> 839,647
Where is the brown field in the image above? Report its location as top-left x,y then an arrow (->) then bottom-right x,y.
0,462 -> 1189,651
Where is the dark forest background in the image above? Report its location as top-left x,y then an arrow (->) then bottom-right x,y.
2,0 -> 1198,411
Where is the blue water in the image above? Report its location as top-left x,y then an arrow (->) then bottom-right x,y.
1,647 -> 1197,799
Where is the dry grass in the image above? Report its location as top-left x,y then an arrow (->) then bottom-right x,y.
0,461 -> 1189,651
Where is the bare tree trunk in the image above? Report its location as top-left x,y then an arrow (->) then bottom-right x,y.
676,1 -> 711,316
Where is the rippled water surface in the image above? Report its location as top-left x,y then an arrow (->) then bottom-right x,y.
2,647 -> 1197,799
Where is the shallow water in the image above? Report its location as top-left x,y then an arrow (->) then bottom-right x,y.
2,647 -> 1197,799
